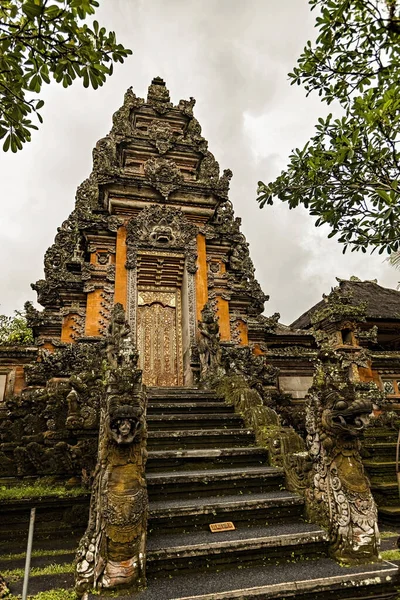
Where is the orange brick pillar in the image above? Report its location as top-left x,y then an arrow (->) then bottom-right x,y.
114,225 -> 127,309
196,233 -> 208,322
61,313 -> 78,343
216,296 -> 231,341
85,289 -> 103,336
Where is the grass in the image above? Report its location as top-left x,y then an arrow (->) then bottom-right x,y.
0,548 -> 74,561
380,530 -> 399,539
0,480 -> 87,501
381,548 -> 400,561
7,589 -> 78,600
2,562 -> 74,583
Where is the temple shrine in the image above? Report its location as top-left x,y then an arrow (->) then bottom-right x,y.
0,78 -> 400,599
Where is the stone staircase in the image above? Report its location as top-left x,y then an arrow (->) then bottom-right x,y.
139,387 -> 398,599
363,422 -> 400,525
1,387 -> 399,599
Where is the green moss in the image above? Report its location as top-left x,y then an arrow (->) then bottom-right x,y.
380,531 -> 399,539
0,480 -> 87,501
0,548 -> 74,561
3,561 -> 74,582
381,548 -> 400,560
7,589 -> 78,600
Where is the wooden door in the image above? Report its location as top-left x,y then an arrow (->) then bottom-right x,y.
137,290 -> 183,387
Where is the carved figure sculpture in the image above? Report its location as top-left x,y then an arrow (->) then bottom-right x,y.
306,357 -> 380,563
75,304 -> 147,597
198,302 -> 222,378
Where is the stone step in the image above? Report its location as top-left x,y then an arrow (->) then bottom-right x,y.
148,490 -> 304,533
148,388 -> 220,403
0,495 -> 89,540
7,572 -> 74,598
146,522 -> 328,574
379,505 -> 400,526
146,466 -> 284,500
363,428 -> 399,443
105,558 -> 398,600
370,480 -> 400,509
146,447 -> 269,472
362,440 -> 397,459
147,413 -> 244,430
147,428 -> 255,450
148,402 -> 234,414
371,478 -> 399,493
0,550 -> 74,571
0,534 -> 80,557
363,459 -> 398,477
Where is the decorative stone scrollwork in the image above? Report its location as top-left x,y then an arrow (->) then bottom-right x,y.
178,96 -> 196,117
198,151 -> 220,182
92,135 -> 119,178
112,87 -> 144,137
144,157 -> 183,200
148,120 -> 175,154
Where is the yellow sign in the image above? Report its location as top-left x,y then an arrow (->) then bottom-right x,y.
209,522 -> 235,533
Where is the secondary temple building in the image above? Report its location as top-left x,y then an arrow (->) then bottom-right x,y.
1,78 -> 400,598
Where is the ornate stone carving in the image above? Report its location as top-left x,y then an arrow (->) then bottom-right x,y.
221,345 -> 279,399
148,120 -> 175,154
112,87 -> 144,137
146,76 -> 172,114
198,302 -> 222,379
178,96 -> 196,117
75,305 -> 147,596
198,153 -> 232,198
144,157 -> 183,200
126,205 -> 198,273
198,151 -> 220,182
305,353 -> 382,563
92,135 -> 119,178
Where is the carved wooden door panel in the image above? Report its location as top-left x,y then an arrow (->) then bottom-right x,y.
137,290 -> 183,387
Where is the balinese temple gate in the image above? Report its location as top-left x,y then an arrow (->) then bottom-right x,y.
0,78 -> 399,599
32,76 -> 266,386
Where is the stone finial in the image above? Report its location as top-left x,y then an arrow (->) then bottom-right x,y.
147,76 -> 171,108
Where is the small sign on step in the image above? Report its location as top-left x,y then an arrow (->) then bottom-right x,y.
209,521 -> 235,533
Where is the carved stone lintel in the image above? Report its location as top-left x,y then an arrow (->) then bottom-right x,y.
126,205 -> 198,273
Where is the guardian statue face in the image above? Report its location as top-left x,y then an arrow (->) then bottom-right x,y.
109,405 -> 143,445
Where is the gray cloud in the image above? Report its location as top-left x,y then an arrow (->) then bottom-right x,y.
1,0 -> 398,322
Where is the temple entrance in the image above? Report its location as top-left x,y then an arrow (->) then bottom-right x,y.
137,289 -> 183,386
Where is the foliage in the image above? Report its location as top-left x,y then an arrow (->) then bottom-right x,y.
257,0 -> 400,254
0,0 -> 132,152
0,309 -> 33,345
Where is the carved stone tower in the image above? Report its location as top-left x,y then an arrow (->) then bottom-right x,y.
30,77 -> 268,387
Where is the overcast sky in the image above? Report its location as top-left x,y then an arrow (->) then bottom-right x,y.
1,0 -> 398,324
